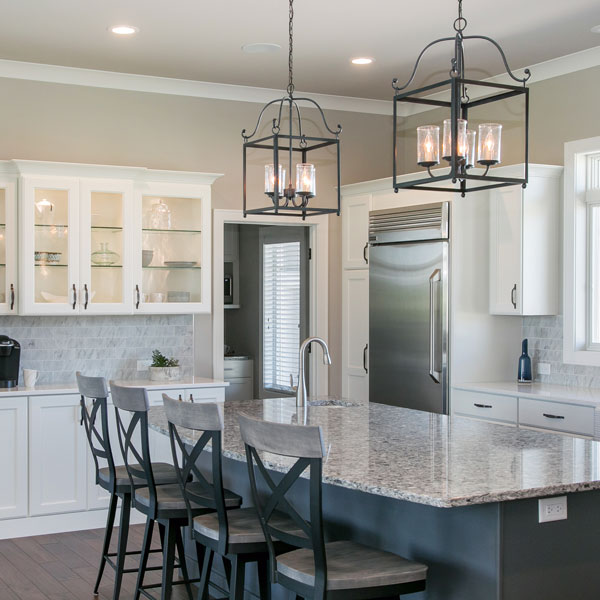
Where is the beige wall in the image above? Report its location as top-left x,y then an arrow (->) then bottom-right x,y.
0,76 -> 392,394
1,64 -> 598,394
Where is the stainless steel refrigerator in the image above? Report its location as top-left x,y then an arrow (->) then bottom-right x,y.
368,202 -> 449,414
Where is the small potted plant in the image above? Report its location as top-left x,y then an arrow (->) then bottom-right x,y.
149,349 -> 181,381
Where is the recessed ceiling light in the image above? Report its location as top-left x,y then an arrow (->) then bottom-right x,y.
242,43 -> 281,54
110,25 -> 139,35
592,25 -> 600,33
351,57 -> 374,65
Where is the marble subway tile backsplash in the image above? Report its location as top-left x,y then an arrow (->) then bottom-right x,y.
523,315 -> 600,388
0,315 -> 193,385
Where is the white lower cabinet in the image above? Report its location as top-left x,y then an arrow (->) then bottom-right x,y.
452,389 -> 517,425
519,397 -> 594,437
342,270 -> 369,402
29,394 -> 87,516
0,397 -> 28,519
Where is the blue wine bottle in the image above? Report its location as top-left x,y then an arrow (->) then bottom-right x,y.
518,338 -> 532,383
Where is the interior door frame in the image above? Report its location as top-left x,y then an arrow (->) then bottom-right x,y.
212,209 -> 329,398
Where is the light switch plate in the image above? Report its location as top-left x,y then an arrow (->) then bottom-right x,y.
137,360 -> 151,371
539,496 -> 567,523
537,362 -> 551,375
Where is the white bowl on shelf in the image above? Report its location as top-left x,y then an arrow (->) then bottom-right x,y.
142,250 -> 154,267
167,291 -> 191,303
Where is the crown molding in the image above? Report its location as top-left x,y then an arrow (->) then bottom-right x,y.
0,59 -> 391,116
0,45 -> 598,118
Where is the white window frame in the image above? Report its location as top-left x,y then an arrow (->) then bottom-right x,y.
563,137 -> 600,365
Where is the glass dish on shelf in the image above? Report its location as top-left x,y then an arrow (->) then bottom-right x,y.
162,261 -> 197,268
91,242 -> 120,266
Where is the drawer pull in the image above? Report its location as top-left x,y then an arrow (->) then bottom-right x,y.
474,403 -> 493,409
543,413 -> 565,420
224,368 -> 233,371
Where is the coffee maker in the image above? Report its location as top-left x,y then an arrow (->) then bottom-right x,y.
0,336 -> 20,388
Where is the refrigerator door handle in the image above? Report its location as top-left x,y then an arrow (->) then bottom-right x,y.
429,269 -> 442,383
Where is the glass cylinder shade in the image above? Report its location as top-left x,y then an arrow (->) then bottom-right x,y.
265,164 -> 286,197
417,126 -> 440,167
465,129 -> 476,168
296,163 -> 316,197
477,123 -> 502,166
442,118 -> 467,161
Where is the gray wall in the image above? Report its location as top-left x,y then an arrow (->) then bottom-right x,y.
0,314 -> 193,385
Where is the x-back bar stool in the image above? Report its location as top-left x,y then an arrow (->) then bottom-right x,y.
238,413 -> 428,600
164,395 -> 301,600
78,372 -> 181,599
110,381 -> 212,600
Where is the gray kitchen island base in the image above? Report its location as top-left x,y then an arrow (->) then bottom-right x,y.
185,453 -> 600,600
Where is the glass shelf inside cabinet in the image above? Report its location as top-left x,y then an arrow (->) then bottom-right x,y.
142,228 -> 202,234
143,265 -> 201,270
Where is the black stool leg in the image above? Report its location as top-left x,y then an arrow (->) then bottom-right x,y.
94,491 -> 118,594
111,492 -> 131,600
197,547 -> 214,600
229,556 -> 245,600
174,526 -> 193,600
161,520 -> 177,600
134,517 -> 155,600
257,559 -> 271,600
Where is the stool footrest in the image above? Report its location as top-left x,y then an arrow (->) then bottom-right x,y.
138,578 -> 202,600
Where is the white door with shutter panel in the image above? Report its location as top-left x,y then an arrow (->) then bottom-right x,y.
342,194 -> 371,269
342,269 -> 369,402
489,186 -> 522,314
0,397 -> 27,519
30,395 -> 87,516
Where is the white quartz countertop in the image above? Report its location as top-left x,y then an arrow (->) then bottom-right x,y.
0,377 -> 229,397
454,381 -> 600,407
148,396 -> 600,509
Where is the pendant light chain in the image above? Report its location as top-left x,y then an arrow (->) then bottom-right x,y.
287,0 -> 295,96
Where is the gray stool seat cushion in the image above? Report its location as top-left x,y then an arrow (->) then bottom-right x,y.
276,540 -> 428,591
99,462 -> 179,488
135,482 -> 241,511
193,507 -> 304,545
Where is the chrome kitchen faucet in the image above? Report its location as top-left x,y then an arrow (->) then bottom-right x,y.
297,337 -> 331,407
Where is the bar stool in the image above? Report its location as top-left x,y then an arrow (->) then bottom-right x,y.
110,382 -> 230,600
238,413 -> 429,600
163,395 -> 301,600
77,372 -> 182,600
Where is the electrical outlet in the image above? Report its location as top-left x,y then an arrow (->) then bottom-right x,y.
136,359 -> 151,371
538,496 -> 567,523
537,362 -> 551,375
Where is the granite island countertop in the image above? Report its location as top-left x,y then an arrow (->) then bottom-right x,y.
148,396 -> 600,509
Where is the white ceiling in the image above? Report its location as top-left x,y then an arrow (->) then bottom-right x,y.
1,0 -> 599,100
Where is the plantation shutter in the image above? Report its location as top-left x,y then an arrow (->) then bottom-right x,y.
263,241 -> 301,391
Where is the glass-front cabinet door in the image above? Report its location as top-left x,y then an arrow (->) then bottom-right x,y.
19,177 -> 80,315
0,176 -> 17,314
134,182 -> 211,313
79,179 -> 133,314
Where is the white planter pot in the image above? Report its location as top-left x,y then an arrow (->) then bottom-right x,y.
149,366 -> 181,382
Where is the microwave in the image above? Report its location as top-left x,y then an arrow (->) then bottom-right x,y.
224,275 -> 233,304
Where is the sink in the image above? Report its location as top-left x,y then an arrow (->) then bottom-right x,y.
307,399 -> 360,408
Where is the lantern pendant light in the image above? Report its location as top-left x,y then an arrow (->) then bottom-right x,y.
393,0 -> 530,196
242,0 -> 342,219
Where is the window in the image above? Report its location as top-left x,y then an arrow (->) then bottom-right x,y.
263,241 -> 301,392
564,140 -> 600,365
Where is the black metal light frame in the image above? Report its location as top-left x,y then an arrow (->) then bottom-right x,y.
242,0 -> 342,220
392,0 -> 530,196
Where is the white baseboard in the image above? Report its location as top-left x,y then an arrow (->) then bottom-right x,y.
0,506 -> 146,540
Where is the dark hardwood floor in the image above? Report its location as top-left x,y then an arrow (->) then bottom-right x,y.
0,525 -> 196,599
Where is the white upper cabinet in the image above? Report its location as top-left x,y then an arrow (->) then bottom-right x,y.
14,161 -> 221,315
489,165 -> 562,316
342,193 -> 371,269
0,175 -> 17,314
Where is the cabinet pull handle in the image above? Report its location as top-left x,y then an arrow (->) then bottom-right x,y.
429,269 -> 441,383
363,242 -> 369,264
9,284 -> 15,310
83,284 -> 89,310
135,284 -> 140,309
474,403 -> 493,409
543,413 -> 565,420
363,343 -> 368,374
72,284 -> 77,310
511,284 -> 517,309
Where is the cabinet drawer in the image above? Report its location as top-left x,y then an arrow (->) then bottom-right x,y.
185,387 -> 225,404
224,360 -> 253,379
519,398 -> 594,436
452,389 -> 517,423
147,389 -> 185,405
